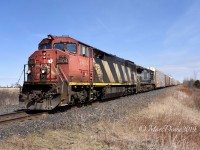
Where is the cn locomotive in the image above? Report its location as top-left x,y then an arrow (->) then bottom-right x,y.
19,35 -> 178,110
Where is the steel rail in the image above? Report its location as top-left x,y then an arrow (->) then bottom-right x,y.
0,112 -> 48,126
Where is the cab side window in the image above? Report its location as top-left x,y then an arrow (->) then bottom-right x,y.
66,43 -> 76,53
80,45 -> 89,57
54,43 -> 64,51
89,49 -> 93,58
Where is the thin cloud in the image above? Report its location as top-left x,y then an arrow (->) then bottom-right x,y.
97,18 -> 111,33
163,1 -> 200,48
155,60 -> 200,81
155,50 -> 188,58
152,0 -> 200,81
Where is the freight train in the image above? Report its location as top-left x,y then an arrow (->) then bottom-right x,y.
19,35 -> 178,110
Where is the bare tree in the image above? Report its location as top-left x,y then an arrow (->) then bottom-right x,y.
193,70 -> 197,80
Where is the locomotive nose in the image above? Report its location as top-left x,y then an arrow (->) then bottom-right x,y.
27,50 -> 58,82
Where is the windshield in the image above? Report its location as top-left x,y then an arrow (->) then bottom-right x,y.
53,43 -> 77,53
39,43 -> 52,50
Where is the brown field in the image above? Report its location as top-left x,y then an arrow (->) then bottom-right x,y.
0,88 -> 19,106
1,86 -> 200,150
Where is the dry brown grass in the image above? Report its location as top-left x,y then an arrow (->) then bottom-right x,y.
0,88 -> 19,106
1,86 -> 200,149
178,87 -> 193,96
0,130 -> 108,150
94,89 -> 200,149
133,96 -> 200,149
191,89 -> 200,110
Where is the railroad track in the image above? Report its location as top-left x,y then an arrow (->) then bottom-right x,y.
0,111 -> 48,126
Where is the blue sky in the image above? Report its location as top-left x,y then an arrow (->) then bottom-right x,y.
0,0 -> 200,86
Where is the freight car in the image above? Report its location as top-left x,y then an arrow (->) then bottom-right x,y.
19,35 -> 178,110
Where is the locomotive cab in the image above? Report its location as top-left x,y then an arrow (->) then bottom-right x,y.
19,35 -> 82,110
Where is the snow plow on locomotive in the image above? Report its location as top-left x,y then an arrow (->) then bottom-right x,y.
19,35 -> 178,110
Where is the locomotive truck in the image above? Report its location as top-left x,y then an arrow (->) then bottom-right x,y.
19,35 -> 177,110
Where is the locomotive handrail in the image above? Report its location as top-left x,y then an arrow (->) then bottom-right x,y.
58,66 -> 65,94
58,66 -> 68,82
53,65 -> 68,94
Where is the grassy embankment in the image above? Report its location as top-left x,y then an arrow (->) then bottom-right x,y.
1,86 -> 200,150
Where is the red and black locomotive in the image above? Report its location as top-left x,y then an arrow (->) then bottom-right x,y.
19,35 -> 177,110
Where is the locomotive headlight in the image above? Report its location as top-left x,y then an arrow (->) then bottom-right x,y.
41,70 -> 46,74
27,70 -> 31,74
42,52 -> 46,59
